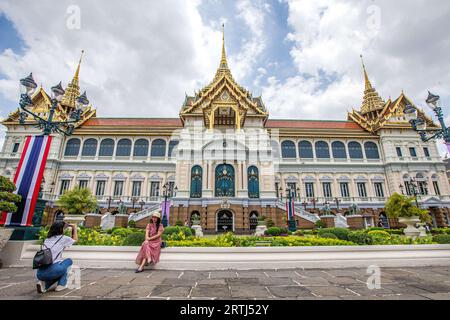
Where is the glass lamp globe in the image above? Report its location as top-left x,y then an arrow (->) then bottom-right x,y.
51,82 -> 65,102
403,105 -> 417,121
76,91 -> 89,109
415,118 -> 427,131
19,73 -> 38,97
426,91 -> 440,110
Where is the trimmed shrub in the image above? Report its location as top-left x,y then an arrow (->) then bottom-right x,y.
293,230 -> 304,237
128,220 -> 136,228
111,227 -> 135,238
315,220 -> 326,229
432,228 -> 450,235
319,232 -> 338,239
368,230 -> 392,245
432,234 -> 450,244
317,228 -> 350,241
266,219 -> 275,228
122,232 -> 146,246
265,227 -> 289,236
348,231 -> 373,245
175,220 -> 184,227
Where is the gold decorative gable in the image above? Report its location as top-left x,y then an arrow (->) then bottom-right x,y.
180,25 -> 268,129
2,52 -> 96,129
349,93 -> 439,133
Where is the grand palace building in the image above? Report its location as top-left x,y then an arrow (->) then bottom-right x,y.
2,33 -> 450,232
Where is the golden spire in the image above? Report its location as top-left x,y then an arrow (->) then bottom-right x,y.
61,50 -> 84,109
360,55 -> 372,91
219,24 -> 229,70
359,54 -> 385,115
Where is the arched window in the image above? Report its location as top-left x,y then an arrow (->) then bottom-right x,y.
64,138 -> 81,156
315,141 -> 330,159
332,141 -> 347,159
99,139 -> 115,157
299,141 -> 313,159
151,139 -> 166,157
348,142 -> 363,159
281,141 -> 296,159
190,166 -> 202,198
215,164 -> 235,197
364,142 -> 380,159
168,140 -> 179,158
133,139 -> 149,157
81,139 -> 98,157
116,139 -> 132,157
248,166 -> 260,198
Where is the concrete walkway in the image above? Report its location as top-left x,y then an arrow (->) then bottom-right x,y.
1,266 -> 450,300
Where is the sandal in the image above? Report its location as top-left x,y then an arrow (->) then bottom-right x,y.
135,268 -> 144,273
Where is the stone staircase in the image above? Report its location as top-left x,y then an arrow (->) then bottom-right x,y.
100,213 -> 115,230
128,203 -> 161,223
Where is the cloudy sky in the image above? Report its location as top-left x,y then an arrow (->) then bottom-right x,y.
1,0 -> 450,154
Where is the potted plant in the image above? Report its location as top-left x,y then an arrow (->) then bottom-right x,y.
0,176 -> 22,261
257,215 -> 267,226
191,214 -> 201,226
385,193 -> 429,238
255,216 -> 268,236
56,187 -> 98,226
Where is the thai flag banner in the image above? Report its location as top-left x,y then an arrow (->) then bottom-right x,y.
285,196 -> 295,224
1,135 -> 52,227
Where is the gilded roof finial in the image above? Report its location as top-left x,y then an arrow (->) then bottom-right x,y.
74,49 -> 84,82
220,23 -> 229,70
61,50 -> 84,109
360,54 -> 372,91
359,54 -> 385,115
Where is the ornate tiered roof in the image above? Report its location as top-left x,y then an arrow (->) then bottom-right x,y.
2,51 -> 96,128
180,25 -> 268,129
348,56 -> 439,133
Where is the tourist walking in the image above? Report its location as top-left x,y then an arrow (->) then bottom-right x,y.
36,221 -> 78,293
135,212 -> 165,273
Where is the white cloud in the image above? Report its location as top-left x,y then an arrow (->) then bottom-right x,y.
263,0 -> 450,126
0,0 -> 222,119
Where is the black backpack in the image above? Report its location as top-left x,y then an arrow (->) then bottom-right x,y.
32,236 -> 64,269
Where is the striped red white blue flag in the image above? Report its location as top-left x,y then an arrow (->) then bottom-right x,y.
1,135 -> 52,227
285,196 -> 295,224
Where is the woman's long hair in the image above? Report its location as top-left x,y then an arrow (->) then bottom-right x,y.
47,221 -> 66,238
154,217 -> 161,233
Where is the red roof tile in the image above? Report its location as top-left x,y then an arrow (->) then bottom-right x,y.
83,118 -> 183,127
82,118 -> 362,130
265,120 -> 362,130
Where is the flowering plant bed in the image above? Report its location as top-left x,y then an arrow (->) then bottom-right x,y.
37,226 -> 441,247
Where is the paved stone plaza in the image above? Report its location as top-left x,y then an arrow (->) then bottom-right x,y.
1,267 -> 450,300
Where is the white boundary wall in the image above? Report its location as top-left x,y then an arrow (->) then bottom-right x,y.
1,241 -> 450,270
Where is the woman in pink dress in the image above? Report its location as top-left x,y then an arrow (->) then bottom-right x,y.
135,212 -> 165,273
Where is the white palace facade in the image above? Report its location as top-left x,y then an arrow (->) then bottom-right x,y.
1,35 -> 450,232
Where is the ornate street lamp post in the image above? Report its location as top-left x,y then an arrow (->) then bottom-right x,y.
335,197 -> 341,211
139,200 -> 145,212
405,92 -> 450,149
2,73 -> 89,237
161,183 -> 177,227
286,185 -> 297,232
18,73 -> 89,135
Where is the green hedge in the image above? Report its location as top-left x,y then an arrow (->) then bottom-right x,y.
123,232 -> 145,246
319,232 -> 338,239
433,234 -> 450,244
348,231 -> 374,245
317,228 -> 350,241
264,227 -> 290,236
